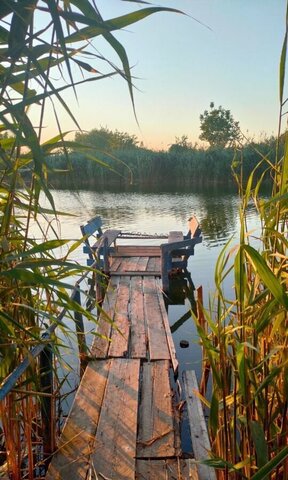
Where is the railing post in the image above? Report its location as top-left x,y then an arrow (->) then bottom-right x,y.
40,345 -> 54,467
74,287 -> 88,377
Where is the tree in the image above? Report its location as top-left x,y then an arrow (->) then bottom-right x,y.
75,127 -> 139,151
199,102 -> 240,148
168,135 -> 193,153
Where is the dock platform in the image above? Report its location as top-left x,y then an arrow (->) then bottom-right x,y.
46,219 -> 216,480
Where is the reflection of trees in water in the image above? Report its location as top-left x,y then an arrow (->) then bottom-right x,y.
197,192 -> 238,244
79,187 -> 239,242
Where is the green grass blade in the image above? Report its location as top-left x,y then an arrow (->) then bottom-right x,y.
251,446 -> 288,480
243,244 -> 288,309
250,421 -> 269,474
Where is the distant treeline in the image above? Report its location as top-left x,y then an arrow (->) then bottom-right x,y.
46,134 -> 281,188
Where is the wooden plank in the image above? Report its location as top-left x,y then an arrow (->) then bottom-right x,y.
80,216 -> 102,237
46,360 -> 110,480
122,256 -> 141,271
108,276 -> 130,357
168,231 -> 184,243
156,279 -> 178,374
137,256 -> 150,271
110,256 -> 122,272
147,256 -> 157,271
114,246 -> 161,257
130,276 -> 147,359
91,358 -> 140,480
183,371 -> 217,480
154,257 -> 161,272
110,271 -> 161,277
143,277 -> 170,361
137,361 -> 176,458
92,229 -> 121,249
90,277 -> 119,358
136,459 -> 199,480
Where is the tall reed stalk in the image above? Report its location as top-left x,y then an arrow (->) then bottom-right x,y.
0,2 -> 181,477
197,7 -> 288,480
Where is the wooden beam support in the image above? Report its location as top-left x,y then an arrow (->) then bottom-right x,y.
183,370 -> 217,480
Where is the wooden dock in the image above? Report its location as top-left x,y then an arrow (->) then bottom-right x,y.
46,219 -> 216,480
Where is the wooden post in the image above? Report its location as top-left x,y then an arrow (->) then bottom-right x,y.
161,248 -> 170,292
197,286 -> 211,397
40,345 -> 54,467
183,370 -> 217,480
74,288 -> 88,377
102,236 -> 109,273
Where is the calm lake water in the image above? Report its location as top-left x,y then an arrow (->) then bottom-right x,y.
43,185 -> 264,446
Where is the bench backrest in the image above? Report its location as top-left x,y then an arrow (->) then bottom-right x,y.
186,216 -> 201,239
80,216 -> 103,238
80,216 -> 103,265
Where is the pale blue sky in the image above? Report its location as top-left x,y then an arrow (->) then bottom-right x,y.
40,1 -> 287,150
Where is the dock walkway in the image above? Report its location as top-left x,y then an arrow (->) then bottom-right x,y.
46,221 -> 216,480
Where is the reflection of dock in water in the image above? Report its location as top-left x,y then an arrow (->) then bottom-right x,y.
46,216 -> 216,480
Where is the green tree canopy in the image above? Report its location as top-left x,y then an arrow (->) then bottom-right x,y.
168,135 -> 193,153
75,127 -> 139,151
199,102 -> 240,148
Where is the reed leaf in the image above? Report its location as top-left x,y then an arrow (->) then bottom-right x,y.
243,244 -> 288,309
250,421 -> 269,474
251,446 -> 288,480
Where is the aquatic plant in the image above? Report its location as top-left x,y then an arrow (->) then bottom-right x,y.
0,1 -> 182,477
196,9 -> 288,480
46,137 -> 278,188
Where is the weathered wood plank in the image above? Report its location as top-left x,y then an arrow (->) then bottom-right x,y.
91,358 -> 140,480
143,277 -> 170,361
154,256 -> 161,272
110,256 -> 122,272
108,276 -> 130,357
121,256 -> 141,271
114,246 -> 161,257
147,256 -> 157,272
110,271 -> 161,277
156,279 -> 179,374
136,458 -> 199,480
46,360 -> 111,480
137,361 -> 176,458
130,276 -> 147,359
168,231 -> 184,243
90,277 -> 119,358
137,256 -> 150,271
183,370 -> 217,480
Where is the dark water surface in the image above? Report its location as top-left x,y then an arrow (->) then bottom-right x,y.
43,185 -> 263,448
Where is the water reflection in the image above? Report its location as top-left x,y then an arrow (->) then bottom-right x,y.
46,186 -> 241,248
40,186 -> 261,377
39,185 -> 263,452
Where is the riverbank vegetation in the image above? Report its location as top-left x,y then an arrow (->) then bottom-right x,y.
194,15 -> 288,480
45,130 -> 281,188
0,0 -> 287,479
0,2 -> 181,478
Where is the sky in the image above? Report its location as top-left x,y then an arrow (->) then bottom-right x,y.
40,1 -> 287,150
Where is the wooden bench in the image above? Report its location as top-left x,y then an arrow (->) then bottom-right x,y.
160,216 -> 202,291
80,216 -> 121,272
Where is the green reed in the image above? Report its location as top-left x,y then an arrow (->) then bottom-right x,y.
195,10 -> 288,480
46,137 -> 280,188
0,2 -> 182,477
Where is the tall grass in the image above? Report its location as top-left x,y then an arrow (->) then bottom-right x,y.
45,136 -> 281,188
195,14 -> 288,480
0,2 -> 182,477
